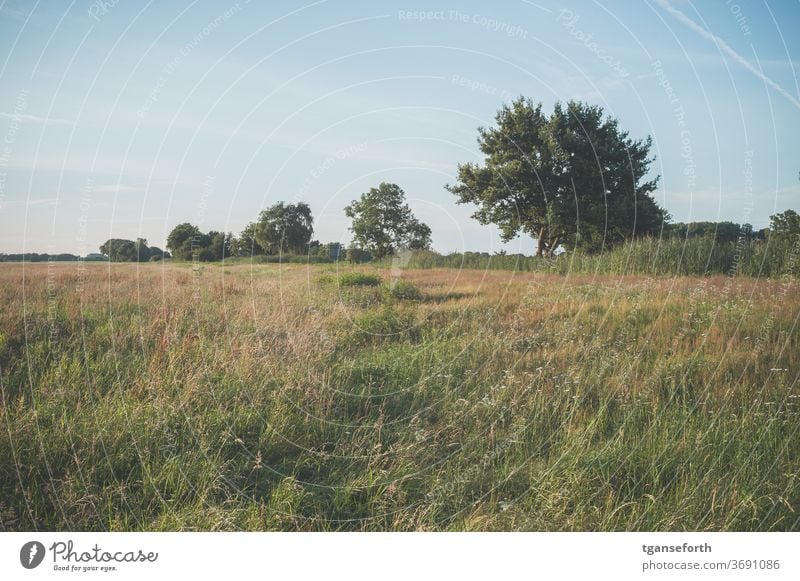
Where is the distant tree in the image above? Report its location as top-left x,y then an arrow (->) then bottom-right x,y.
166,223 -> 204,261
768,209 -> 800,243
207,231 -> 233,261
346,247 -> 373,263
666,221 -> 743,243
134,238 -> 152,262
148,246 -> 165,260
446,98 -> 667,256
100,239 -> 137,261
255,202 -> 314,254
234,222 -> 264,257
325,242 -> 344,260
344,182 -> 432,260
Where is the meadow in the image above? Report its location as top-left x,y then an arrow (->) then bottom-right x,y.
0,261 -> 798,531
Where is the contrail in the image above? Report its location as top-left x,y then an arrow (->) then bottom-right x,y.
654,0 -> 800,110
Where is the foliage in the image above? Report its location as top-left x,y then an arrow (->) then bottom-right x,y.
99,238 -> 156,262
337,272 -> 382,287
446,98 -> 667,255
345,182 -> 431,260
0,253 -> 80,262
166,223 -> 205,261
166,224 -> 231,261
254,202 -> 314,255
664,221 -> 757,244
233,222 -> 264,257
346,247 -> 373,263
384,280 -> 423,301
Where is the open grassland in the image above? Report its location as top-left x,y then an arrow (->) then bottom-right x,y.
0,262 -> 798,531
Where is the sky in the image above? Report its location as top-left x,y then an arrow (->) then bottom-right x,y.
0,0 -> 798,255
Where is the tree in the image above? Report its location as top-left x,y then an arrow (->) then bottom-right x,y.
166,223 -> 204,261
207,231 -> 233,261
100,238 -> 137,261
233,222 -> 263,257
254,202 -> 314,254
134,238 -> 152,262
147,246 -> 165,261
344,182 -> 432,260
346,247 -> 372,263
768,209 -> 800,243
446,98 -> 667,256
666,221 -> 744,243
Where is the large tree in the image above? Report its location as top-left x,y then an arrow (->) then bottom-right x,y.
344,182 -> 432,260
446,98 -> 667,255
100,238 -> 137,261
254,202 -> 314,254
166,223 -> 207,261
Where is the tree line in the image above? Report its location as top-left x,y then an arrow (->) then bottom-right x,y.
91,182 -> 434,263
6,98 -> 794,265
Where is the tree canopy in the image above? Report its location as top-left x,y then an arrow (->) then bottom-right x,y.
344,182 -> 431,260
254,202 -> 314,255
446,97 -> 668,255
166,223 -> 205,261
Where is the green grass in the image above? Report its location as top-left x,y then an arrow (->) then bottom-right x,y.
384,236 -> 799,278
0,263 -> 797,531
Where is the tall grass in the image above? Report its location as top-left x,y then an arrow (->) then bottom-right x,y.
385,237 -> 798,278
0,263 -> 797,531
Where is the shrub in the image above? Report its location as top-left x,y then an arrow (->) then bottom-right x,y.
337,272 -> 382,287
385,280 -> 422,301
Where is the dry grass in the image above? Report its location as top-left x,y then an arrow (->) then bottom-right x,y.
0,262 -> 798,530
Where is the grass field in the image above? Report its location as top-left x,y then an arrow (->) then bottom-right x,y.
0,261 -> 798,531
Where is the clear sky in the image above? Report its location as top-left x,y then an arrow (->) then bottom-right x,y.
0,0 -> 798,255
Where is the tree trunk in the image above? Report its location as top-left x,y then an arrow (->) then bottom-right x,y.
539,234 -> 559,258
535,227 -> 546,257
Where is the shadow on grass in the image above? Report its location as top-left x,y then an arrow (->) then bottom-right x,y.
422,292 -> 474,304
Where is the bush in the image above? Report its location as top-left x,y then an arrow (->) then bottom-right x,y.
337,272 -> 382,287
385,280 -> 422,301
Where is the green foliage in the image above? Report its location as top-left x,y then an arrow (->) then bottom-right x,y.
99,237 -> 155,262
768,209 -> 800,248
337,272 -> 382,287
345,182 -> 431,259
346,247 -> 373,263
166,223 -> 204,260
234,222 -> 264,257
166,224 -> 232,261
446,97 -> 667,255
384,279 -> 422,301
254,202 -> 314,255
665,221 -> 749,243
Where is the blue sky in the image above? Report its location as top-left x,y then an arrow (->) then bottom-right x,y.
0,0 -> 798,255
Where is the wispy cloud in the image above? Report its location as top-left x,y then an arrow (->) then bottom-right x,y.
0,111 -> 75,126
654,0 -> 800,110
